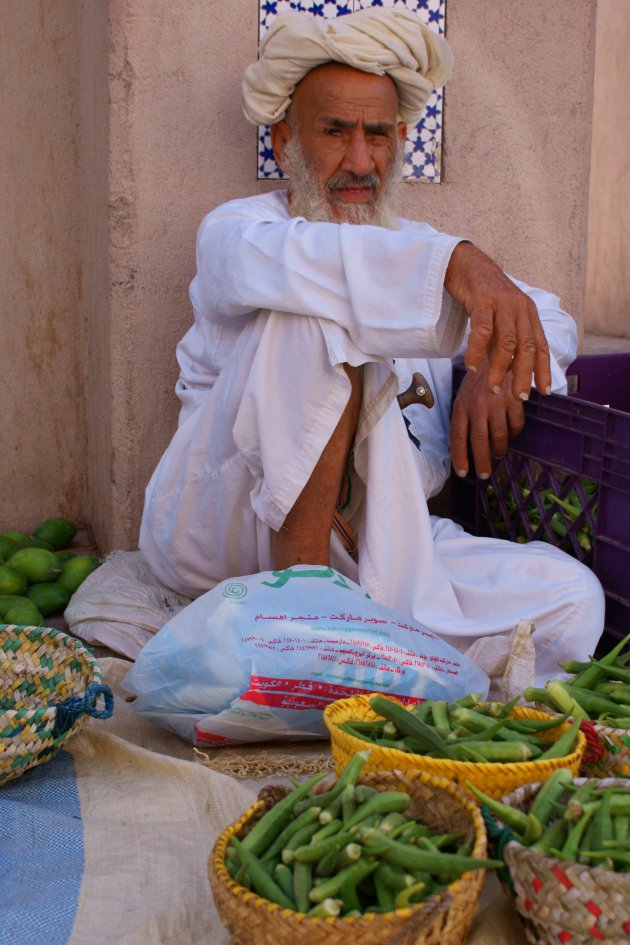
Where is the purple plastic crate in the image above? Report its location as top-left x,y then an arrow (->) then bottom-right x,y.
450,353 -> 630,647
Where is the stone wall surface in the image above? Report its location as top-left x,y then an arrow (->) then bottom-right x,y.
2,0 -> 625,553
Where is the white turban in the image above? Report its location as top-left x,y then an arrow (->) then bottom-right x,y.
242,7 -> 453,127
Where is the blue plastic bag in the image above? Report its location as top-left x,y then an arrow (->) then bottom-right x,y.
123,566 -> 489,745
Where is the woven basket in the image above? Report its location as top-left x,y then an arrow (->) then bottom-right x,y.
323,695 -> 586,800
209,768 -> 489,945
488,778 -> 630,945
0,623 -> 114,786
580,722 -> 630,778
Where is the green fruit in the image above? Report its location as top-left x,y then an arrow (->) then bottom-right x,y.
0,565 -> 28,595
7,548 -> 62,584
32,517 -> 77,551
27,538 -> 55,552
55,551 -> 77,565
0,531 -> 32,550
3,604 -> 44,626
57,555 -> 100,594
0,594 -> 33,618
0,535 -> 19,563
24,582 -> 71,617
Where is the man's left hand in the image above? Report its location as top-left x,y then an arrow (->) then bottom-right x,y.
450,355 -> 525,479
444,242 -> 551,400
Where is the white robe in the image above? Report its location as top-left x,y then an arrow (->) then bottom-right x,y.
139,190 -> 605,685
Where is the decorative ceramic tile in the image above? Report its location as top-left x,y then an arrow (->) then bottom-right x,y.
256,0 -> 447,182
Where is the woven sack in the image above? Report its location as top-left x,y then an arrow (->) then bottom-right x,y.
209,768 -> 488,945
323,694 -> 585,799
0,623 -> 113,786
487,778 -> 630,945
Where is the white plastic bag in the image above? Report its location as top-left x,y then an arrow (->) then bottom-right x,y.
123,566 -> 489,745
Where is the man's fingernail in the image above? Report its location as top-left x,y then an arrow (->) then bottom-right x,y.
478,472 -> 490,480
545,385 -> 552,395
468,365 -> 477,374
519,391 -> 529,401
456,469 -> 467,478
492,385 -> 501,395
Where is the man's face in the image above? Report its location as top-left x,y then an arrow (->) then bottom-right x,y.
270,63 -> 407,225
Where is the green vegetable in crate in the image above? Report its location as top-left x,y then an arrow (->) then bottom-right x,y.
336,693 -> 580,763
224,751 -> 501,916
484,475 -> 597,557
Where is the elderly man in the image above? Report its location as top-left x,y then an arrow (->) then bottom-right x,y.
139,8 -> 604,685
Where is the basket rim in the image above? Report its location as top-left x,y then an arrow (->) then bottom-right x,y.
323,694 -> 586,775
209,768 -> 488,929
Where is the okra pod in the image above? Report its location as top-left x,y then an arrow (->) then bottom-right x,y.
240,771 -> 328,856
309,858 -> 378,904
465,781 -> 540,841
274,862 -> 295,901
456,740 -> 536,763
293,860 -> 311,913
230,837 -> 296,910
528,767 -> 574,826
261,805 -> 322,862
394,880 -> 428,909
343,790 -> 411,830
307,898 -> 342,919
570,633 -> 630,690
536,717 -> 581,760
360,826 -> 503,874
294,750 -> 369,814
368,695 -> 456,757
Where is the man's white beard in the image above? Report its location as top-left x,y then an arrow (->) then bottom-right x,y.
284,137 -> 404,229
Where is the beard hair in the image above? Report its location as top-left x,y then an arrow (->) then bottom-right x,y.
283,136 -> 404,229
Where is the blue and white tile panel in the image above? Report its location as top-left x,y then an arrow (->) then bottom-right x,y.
257,0 -> 447,182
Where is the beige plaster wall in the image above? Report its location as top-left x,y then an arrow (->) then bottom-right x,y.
584,0 -> 630,338
0,2 -> 85,534
0,0 -> 600,550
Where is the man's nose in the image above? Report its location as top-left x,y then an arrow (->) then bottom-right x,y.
341,132 -> 376,176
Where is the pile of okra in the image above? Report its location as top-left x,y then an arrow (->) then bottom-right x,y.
471,767 -> 630,871
337,694 -> 581,764
485,475 -> 596,553
525,632 -> 630,728
224,749 -> 502,919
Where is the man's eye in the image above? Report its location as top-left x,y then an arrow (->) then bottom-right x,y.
325,127 -> 342,137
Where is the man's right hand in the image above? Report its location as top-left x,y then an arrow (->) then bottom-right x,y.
450,355 -> 525,479
444,242 -> 552,401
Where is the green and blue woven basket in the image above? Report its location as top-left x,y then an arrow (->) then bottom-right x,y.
0,623 -> 113,786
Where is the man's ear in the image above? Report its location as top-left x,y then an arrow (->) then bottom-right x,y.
397,121 -> 408,146
270,120 -> 292,172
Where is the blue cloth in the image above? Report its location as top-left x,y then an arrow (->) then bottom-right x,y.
0,751 -> 83,945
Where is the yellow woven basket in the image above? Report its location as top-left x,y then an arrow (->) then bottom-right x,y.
0,623 -> 114,786
209,768 -> 489,945
323,694 -> 586,800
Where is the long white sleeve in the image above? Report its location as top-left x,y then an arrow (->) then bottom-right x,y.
188,191 -> 468,361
